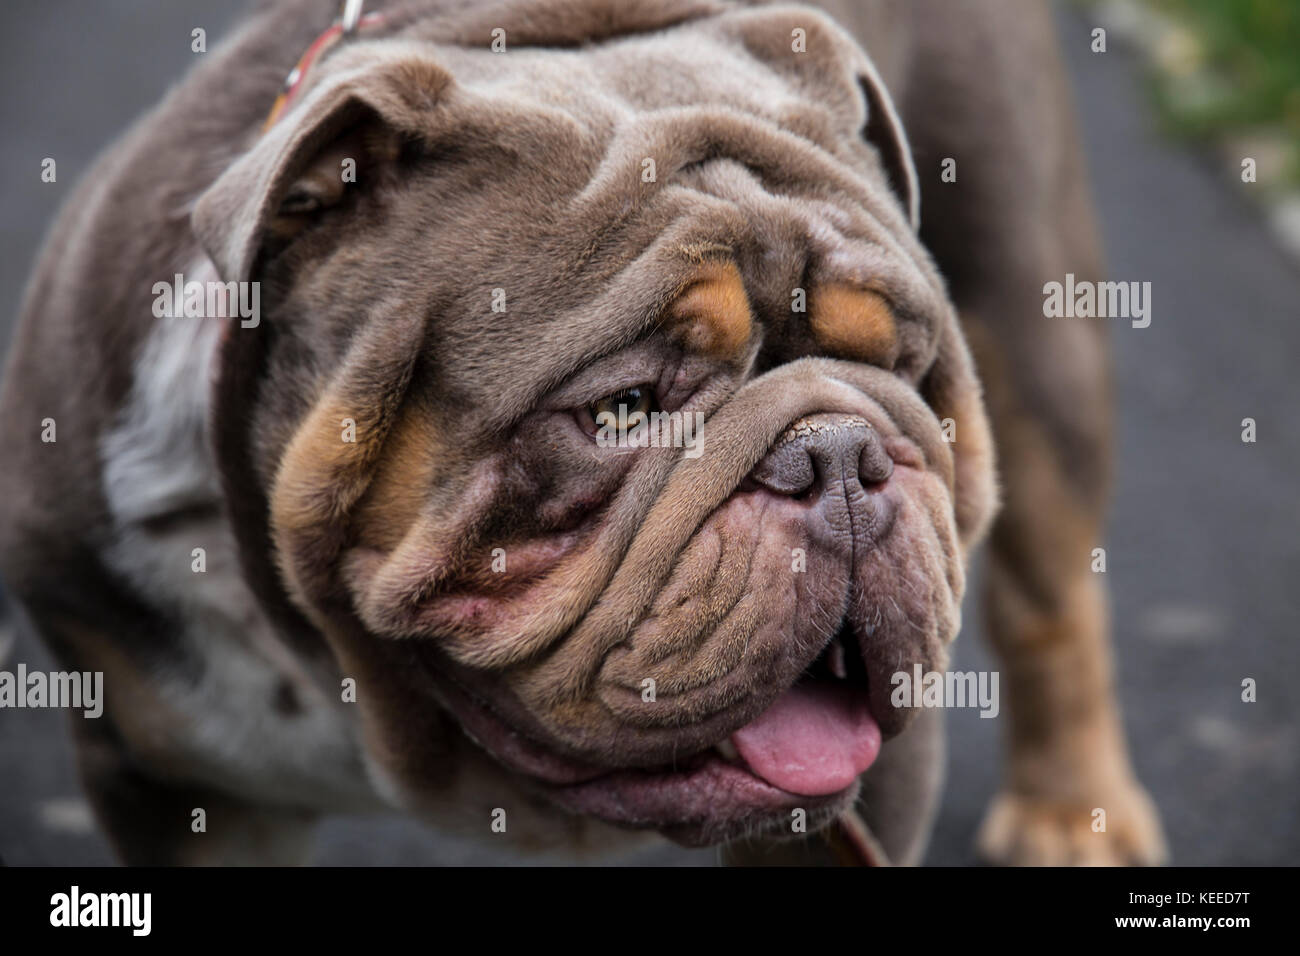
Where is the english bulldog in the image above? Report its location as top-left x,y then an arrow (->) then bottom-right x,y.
0,0 -> 1166,865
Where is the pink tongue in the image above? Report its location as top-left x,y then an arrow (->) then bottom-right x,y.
730,682 -> 881,796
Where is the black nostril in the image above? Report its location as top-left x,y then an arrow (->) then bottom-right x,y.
748,442 -> 816,496
859,439 -> 893,487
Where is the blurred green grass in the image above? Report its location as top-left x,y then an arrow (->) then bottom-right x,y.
1142,0 -> 1300,184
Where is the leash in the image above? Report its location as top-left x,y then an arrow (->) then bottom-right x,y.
825,808 -> 892,866
262,0 -> 387,130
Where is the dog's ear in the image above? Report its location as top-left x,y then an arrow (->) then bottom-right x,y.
857,62 -> 919,231
193,49 -> 452,283
195,48 -> 453,649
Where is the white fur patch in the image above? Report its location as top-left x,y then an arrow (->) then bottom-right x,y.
102,259 -> 224,525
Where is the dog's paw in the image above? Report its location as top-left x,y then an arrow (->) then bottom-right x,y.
976,784 -> 1167,866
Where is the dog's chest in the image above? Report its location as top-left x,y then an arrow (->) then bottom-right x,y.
97,257 -> 380,811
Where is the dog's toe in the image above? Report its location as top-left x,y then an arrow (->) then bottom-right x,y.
976,785 -> 1167,867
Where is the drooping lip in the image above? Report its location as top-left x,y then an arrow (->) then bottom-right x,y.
420,652 -> 612,787
416,626 -> 878,830
544,748 -> 853,837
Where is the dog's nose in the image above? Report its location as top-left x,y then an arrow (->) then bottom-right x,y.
748,414 -> 893,497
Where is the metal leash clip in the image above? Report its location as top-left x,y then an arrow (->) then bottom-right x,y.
263,0 -> 386,130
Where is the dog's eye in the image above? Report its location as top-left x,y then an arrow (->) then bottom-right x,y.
589,386 -> 655,422
583,386 -> 659,438
278,188 -> 323,215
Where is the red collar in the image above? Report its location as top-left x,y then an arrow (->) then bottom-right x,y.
262,1 -> 387,130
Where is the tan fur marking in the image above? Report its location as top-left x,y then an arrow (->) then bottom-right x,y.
809,284 -> 899,366
271,402 -> 372,535
269,396 -> 389,613
666,260 -> 753,361
351,405 -> 445,553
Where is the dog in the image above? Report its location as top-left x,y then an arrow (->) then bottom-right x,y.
0,0 -> 1166,865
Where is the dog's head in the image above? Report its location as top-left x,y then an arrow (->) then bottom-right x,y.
194,1 -> 996,845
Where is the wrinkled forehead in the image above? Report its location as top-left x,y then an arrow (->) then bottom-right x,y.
429,4 -> 883,173
425,3 -> 875,122
381,6 -> 944,421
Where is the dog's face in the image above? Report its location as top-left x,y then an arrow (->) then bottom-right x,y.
195,3 -> 996,845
